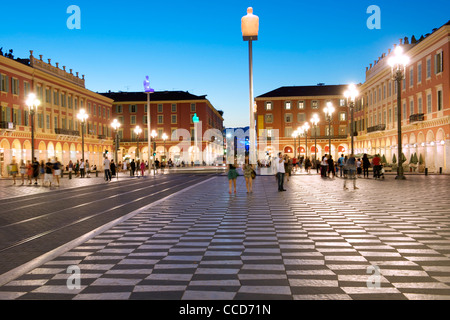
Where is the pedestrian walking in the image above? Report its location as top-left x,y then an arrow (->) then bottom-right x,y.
338,154 -> 345,178
9,158 -> 18,185
19,159 -> 27,185
372,154 -> 382,179
356,158 -> 362,177
285,155 -> 292,182
75,160 -> 80,177
31,157 -> 39,185
344,153 -> 358,190
130,159 -> 136,176
276,152 -> 286,191
227,160 -> 238,194
327,155 -> 335,178
26,160 -> 33,184
68,160 -> 73,178
86,160 -> 91,178
43,159 -> 53,187
139,160 -> 145,177
39,160 -> 45,184
305,157 -> 311,174
53,157 -> 62,186
362,154 -> 370,178
243,156 -> 254,193
320,155 -> 328,178
103,156 -> 112,181
80,159 -> 85,178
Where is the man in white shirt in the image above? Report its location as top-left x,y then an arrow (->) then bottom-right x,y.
103,156 -> 111,181
276,152 -> 286,191
79,159 -> 85,178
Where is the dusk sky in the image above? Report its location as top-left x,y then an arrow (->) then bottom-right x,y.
1,0 -> 449,128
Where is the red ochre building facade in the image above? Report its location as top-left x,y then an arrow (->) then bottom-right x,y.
0,50 -> 114,177
101,91 -> 224,166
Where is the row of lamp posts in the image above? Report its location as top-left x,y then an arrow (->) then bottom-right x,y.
22,7 -> 409,181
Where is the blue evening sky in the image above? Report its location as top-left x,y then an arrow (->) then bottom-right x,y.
1,0 -> 449,127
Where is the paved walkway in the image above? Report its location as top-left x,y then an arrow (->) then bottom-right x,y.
0,173 -> 450,300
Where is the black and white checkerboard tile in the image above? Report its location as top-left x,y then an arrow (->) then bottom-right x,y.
1,175 -> 450,300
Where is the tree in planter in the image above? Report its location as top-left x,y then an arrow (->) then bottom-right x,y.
381,154 -> 387,164
418,153 -> 425,173
409,152 -> 418,171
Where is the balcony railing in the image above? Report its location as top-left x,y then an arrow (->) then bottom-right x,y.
367,124 -> 386,133
55,128 -> 80,136
410,113 -> 425,123
0,121 -> 15,130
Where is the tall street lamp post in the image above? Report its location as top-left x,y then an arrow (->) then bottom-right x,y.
26,93 -> 40,162
134,125 -> 142,161
344,84 -> 359,155
151,130 -> 157,174
292,130 -> 299,159
162,133 -> 168,163
241,7 -> 259,165
111,119 -> 121,164
303,122 -> 310,161
144,76 -> 154,175
77,109 -> 88,162
388,46 -> 409,180
310,113 -> 319,163
324,102 -> 335,158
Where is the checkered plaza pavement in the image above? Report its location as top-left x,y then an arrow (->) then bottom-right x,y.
0,171 -> 450,300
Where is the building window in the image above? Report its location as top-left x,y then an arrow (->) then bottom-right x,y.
285,113 -> 292,123
339,99 -> 345,107
130,115 -> 136,124
285,101 -> 291,110
339,112 -> 346,121
437,90 -> 443,111
298,101 -> 305,109
171,104 -> 177,112
427,93 -> 432,113
45,88 -> 51,103
53,90 -> 59,106
326,126 -> 333,136
417,63 -> 422,84
11,78 -> 19,95
265,114 -> 273,123
403,102 -> 407,120
190,103 -> 196,112
171,115 -> 177,124
129,105 -> 137,113
418,97 -> 423,114
409,67 -> 414,87
265,102 -> 272,111
426,57 -> 431,79
297,113 -> 306,123
116,105 -> 123,113
158,115 -> 164,124
410,100 -> 414,116
158,104 -> 163,113
435,51 -> 443,74
0,74 -> 8,92
285,127 -> 293,138
143,115 -> 147,124
312,100 -> 319,109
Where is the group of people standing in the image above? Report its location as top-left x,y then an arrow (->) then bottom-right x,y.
8,157 -> 63,187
